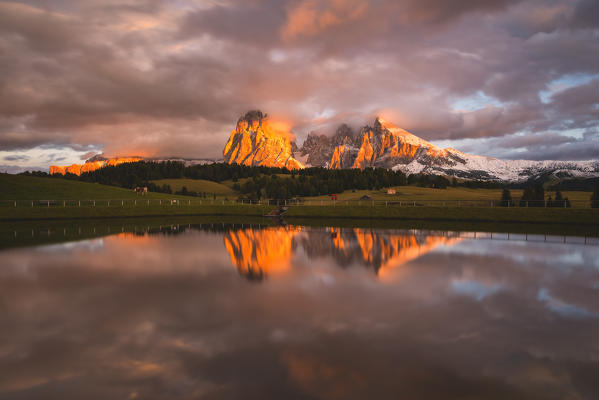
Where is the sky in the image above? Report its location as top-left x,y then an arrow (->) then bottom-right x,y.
0,0 -> 598,172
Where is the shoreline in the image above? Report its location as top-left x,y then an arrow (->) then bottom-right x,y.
1,204 -> 598,225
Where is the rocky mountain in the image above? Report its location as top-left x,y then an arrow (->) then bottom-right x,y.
50,156 -> 143,176
299,124 -> 360,168
223,111 -> 304,170
50,156 -> 220,175
298,117 -> 599,182
49,111 -> 599,182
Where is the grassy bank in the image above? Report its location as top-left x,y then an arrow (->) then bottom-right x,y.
1,202 -> 598,229
0,204 -> 272,221
284,205 -> 599,226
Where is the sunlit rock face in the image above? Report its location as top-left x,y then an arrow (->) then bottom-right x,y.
49,156 -> 143,176
223,110 -> 304,170
297,116 -> 599,181
351,118 -> 456,169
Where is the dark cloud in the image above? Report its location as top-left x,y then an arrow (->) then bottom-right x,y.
2,154 -> 29,162
0,0 -> 597,163
571,0 -> 599,28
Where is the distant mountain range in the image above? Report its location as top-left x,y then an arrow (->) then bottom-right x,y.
49,156 -> 220,176
223,111 -> 599,182
51,110 -> 599,182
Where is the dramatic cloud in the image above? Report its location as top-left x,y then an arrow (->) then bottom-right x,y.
0,0 -> 598,169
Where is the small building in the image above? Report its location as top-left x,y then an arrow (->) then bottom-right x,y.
387,188 -> 396,195
330,194 -> 338,200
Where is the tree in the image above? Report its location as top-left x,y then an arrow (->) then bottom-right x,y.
534,184 -> 545,207
553,190 -> 564,208
519,187 -> 533,207
500,188 -> 512,207
591,189 -> 599,208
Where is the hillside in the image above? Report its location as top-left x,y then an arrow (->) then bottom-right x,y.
152,179 -> 236,197
0,174 -> 187,200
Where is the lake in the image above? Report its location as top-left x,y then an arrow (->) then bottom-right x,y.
1,221 -> 598,399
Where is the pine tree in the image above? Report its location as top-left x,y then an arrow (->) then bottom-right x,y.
519,187 -> 533,207
591,189 -> 599,208
500,188 -> 512,207
554,190 -> 564,208
534,184 -> 545,207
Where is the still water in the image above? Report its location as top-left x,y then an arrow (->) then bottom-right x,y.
1,224 -> 598,399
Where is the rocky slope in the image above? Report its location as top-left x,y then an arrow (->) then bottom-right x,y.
223,111 -> 304,170
299,117 -> 599,182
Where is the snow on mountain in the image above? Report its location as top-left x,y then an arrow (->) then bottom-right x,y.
299,116 -> 599,182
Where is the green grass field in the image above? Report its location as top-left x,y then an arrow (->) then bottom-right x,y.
284,204 -> 599,226
0,174 -> 189,201
304,186 -> 592,207
152,178 -> 236,198
2,174 -> 597,226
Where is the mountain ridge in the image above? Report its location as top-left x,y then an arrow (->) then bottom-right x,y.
50,111 -> 599,182
295,116 -> 599,182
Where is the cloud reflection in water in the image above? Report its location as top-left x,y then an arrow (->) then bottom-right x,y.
0,225 -> 598,399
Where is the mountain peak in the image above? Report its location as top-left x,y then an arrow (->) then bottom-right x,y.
223,111 -> 304,169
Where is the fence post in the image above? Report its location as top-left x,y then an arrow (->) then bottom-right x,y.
32,201 -> 33,207
14,201 -> 16,207
93,200 -> 95,207
64,200 -> 66,207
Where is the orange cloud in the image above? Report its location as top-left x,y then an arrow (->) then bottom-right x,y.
281,0 -> 368,41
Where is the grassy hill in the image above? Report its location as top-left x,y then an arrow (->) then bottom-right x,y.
304,186 -> 592,207
0,174 -> 188,201
152,178 -> 236,198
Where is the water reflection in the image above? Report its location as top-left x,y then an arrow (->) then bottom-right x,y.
224,227 -> 462,280
1,225 -> 598,399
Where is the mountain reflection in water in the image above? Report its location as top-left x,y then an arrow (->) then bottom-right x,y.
0,225 -> 598,400
224,226 -> 461,280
